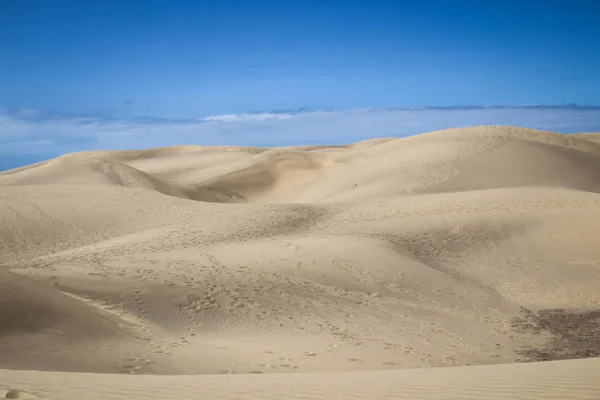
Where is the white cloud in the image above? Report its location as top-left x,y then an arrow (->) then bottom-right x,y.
1,106 -> 600,170
203,113 -> 297,122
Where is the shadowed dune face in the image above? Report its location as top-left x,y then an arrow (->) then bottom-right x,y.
0,126 -> 600,382
0,270 -> 120,336
0,271 -> 154,373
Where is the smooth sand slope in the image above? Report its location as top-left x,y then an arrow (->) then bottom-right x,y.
1,126 -> 599,399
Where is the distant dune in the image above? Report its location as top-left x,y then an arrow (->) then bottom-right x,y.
1,126 -> 599,399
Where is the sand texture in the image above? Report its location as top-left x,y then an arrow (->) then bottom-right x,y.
1,126 -> 599,399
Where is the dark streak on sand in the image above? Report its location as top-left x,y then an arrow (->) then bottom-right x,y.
512,308 -> 600,361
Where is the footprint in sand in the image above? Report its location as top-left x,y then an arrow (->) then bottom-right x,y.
279,363 -> 298,368
118,363 -> 141,374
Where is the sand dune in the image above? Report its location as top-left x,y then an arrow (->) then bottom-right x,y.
0,156 -> 245,203
1,126 -> 599,399
0,270 -> 150,373
423,138 -> 600,193
572,132 -> 600,143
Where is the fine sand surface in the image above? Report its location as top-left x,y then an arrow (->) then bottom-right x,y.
1,125 -> 599,399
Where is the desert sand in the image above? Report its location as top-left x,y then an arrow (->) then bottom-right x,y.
1,125 -> 599,399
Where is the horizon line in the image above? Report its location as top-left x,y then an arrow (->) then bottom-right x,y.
2,103 -> 600,123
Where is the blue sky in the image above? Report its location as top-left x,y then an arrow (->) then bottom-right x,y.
1,0 -> 600,170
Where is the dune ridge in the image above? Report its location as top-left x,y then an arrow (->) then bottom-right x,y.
1,126 -> 599,399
